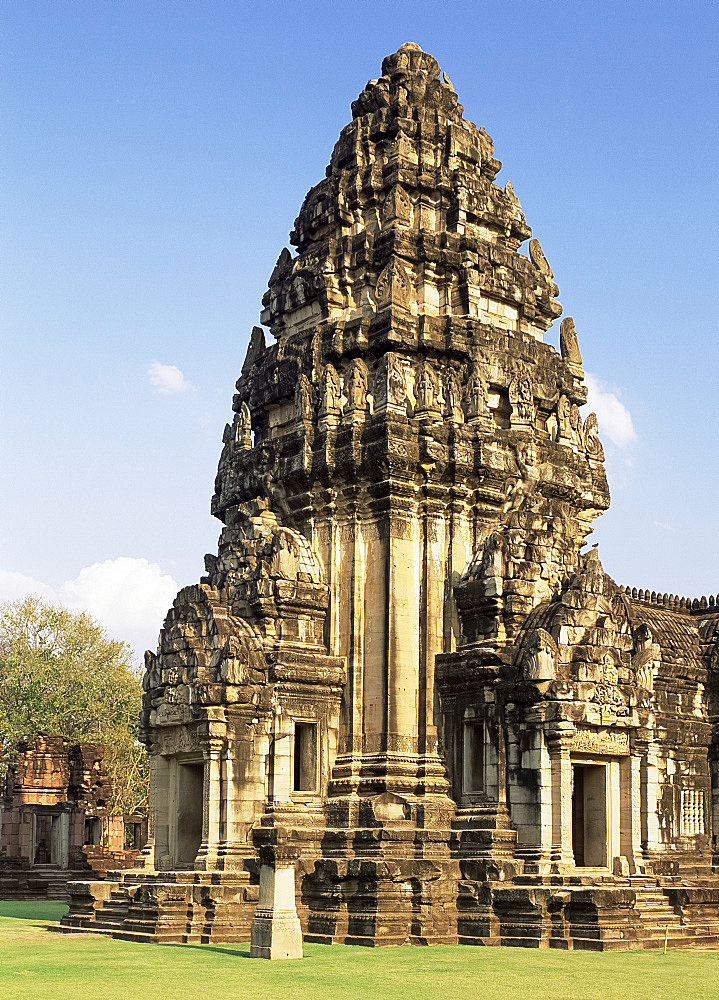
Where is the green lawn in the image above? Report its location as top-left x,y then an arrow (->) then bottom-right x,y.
2,901 -> 718,1000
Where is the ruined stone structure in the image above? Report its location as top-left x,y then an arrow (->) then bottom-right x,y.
61,44 -> 719,950
0,735 -> 144,899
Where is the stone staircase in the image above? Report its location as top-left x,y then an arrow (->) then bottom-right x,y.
0,862 -> 91,901
55,869 -> 259,944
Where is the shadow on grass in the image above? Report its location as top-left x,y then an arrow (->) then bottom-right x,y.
163,943 -> 253,958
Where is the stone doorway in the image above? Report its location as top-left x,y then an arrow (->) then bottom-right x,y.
32,810 -> 69,868
572,764 -> 608,867
174,761 -> 204,868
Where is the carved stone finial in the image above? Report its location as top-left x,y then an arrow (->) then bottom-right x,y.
560,316 -> 583,368
529,238 -> 553,279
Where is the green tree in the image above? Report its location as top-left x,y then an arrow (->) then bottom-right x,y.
0,596 -> 148,814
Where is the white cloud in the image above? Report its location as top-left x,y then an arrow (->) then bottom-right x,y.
653,521 -> 672,531
584,372 -> 637,449
147,361 -> 192,394
0,558 -> 179,663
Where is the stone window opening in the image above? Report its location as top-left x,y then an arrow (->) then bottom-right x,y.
462,721 -> 485,799
83,817 -> 102,846
293,721 -> 318,794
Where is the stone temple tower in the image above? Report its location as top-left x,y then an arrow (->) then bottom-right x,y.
62,44 -> 719,950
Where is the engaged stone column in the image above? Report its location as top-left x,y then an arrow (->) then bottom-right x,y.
250,839 -> 303,960
642,743 -> 662,860
621,751 -> 644,873
547,724 -> 574,866
195,738 -> 222,870
153,754 -> 171,870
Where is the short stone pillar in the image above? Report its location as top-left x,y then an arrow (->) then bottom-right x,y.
250,841 -> 303,960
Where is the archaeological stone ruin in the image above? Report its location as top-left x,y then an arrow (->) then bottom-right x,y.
60,43 -> 719,950
0,735 -> 145,898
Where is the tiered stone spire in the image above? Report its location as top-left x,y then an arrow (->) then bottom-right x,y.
210,42 -> 608,818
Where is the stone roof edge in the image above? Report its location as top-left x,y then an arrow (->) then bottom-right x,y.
618,584 -> 719,615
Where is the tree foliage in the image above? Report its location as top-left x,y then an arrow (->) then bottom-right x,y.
0,596 -> 148,814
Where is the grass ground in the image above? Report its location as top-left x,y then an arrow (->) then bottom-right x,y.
1,901 -> 718,1000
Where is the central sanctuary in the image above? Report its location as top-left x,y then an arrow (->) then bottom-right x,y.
63,44 -> 719,950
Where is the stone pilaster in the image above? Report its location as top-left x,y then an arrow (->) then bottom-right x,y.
195,738 -> 223,871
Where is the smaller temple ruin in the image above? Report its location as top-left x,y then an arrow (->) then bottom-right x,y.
0,735 -> 146,898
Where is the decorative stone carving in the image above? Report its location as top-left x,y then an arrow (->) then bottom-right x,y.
569,402 -> 583,446
381,184 -> 411,226
319,363 -> 341,418
521,628 -> 558,682
594,652 -> 627,716
242,325 -> 266,375
464,368 -> 487,421
583,411 -> 605,461
295,373 -> 313,423
529,238 -> 553,279
556,394 -> 572,443
343,358 -> 369,415
560,317 -> 582,368
572,728 -> 630,757
503,441 -> 542,515
415,363 -> 441,415
235,401 -> 252,449
508,368 -> 534,424
375,258 -> 411,309
444,370 -> 464,422
632,623 -> 659,692
374,353 -> 407,413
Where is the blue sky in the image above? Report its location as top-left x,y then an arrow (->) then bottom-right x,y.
1,1 -> 717,659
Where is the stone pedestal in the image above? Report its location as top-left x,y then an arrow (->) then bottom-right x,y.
250,840 -> 303,960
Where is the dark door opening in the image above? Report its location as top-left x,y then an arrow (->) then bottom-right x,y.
176,762 -> 204,868
572,763 -> 608,867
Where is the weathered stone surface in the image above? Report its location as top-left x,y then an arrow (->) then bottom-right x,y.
0,736 -> 144,899
61,42 -> 719,950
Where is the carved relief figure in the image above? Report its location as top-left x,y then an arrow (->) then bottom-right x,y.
235,401 -> 252,449
388,354 -> 407,408
319,363 -> 342,416
632,624 -> 658,691
503,441 -> 542,515
463,368 -> 487,421
557,394 -> 572,443
344,359 -> 369,413
444,370 -> 464,422
375,353 -> 407,411
295,373 -> 314,423
508,369 -> 534,422
569,403 -> 583,446
415,363 -> 440,413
